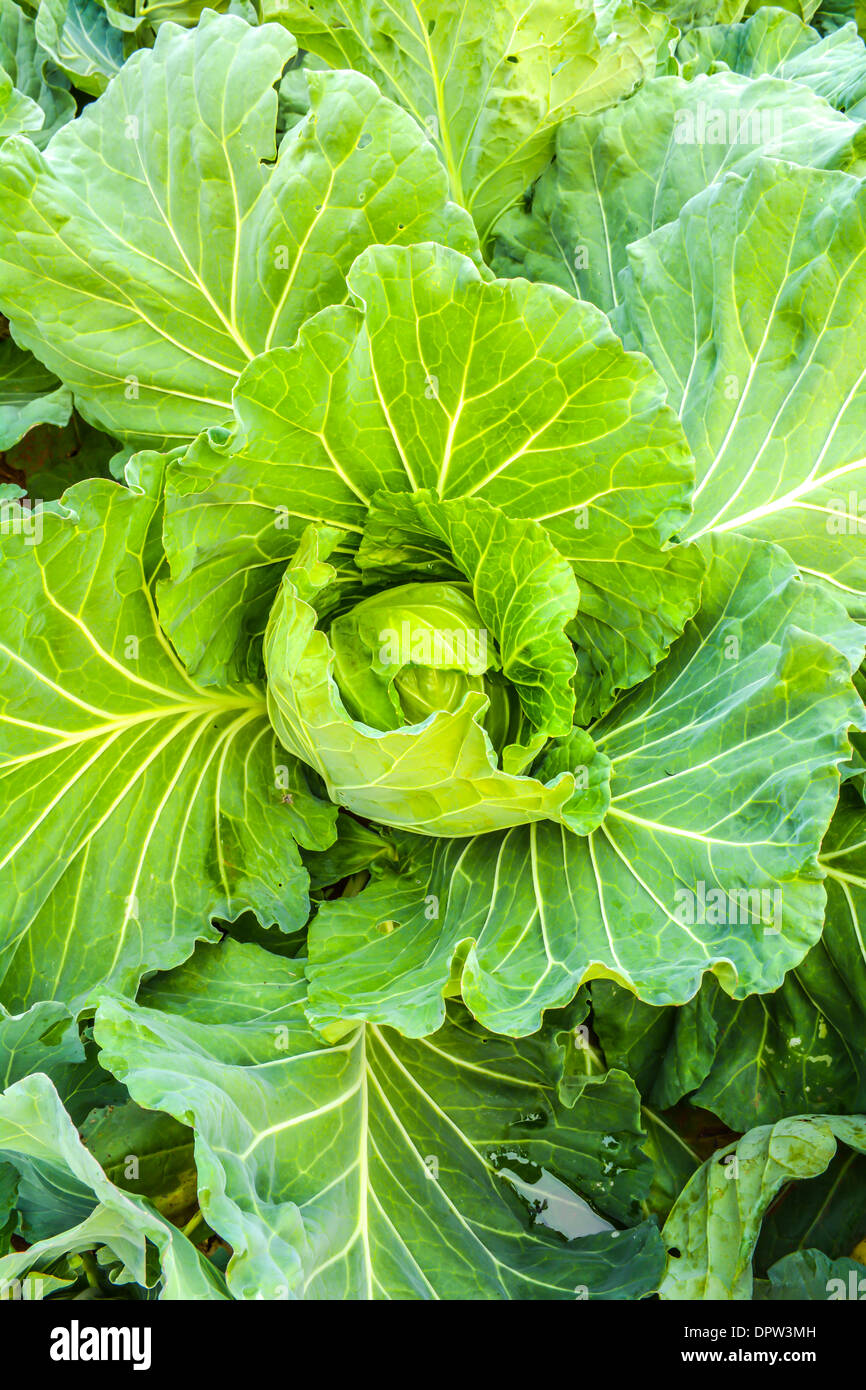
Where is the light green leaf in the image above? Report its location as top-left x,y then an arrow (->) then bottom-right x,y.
677,6 -> 866,118
271,0 -> 659,242
305,824 -> 603,1039
0,1073 -> 226,1298
594,0 -> 681,75
34,0 -> 125,97
0,60 -> 42,143
649,0 -> 742,20
0,1000 -> 80,1090
0,1001 -> 123,1126
0,0 -> 75,146
305,533 -> 865,1034
492,72 -> 865,315
589,796 -> 866,1131
620,160 -> 866,615
748,0 -> 822,14
0,11 -> 477,446
99,0 -> 253,34
266,524 -> 609,837
162,241 -> 702,721
93,939 -> 666,1301
0,471 -> 335,1015
653,1 -> 818,22
0,334 -> 71,448
660,1113 -> 866,1299
355,490 -> 581,740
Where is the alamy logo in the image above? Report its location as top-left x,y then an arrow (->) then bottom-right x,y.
0,497 -> 42,546
673,101 -> 782,146
0,1276 -> 44,1299
49,1320 -> 152,1371
827,1271 -> 866,1300
378,621 -> 487,670
825,491 -> 866,535
673,880 -> 782,930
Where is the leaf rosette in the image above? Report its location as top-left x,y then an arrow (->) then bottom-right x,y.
264,505 -> 612,837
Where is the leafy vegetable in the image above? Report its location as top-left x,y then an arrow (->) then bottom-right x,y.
0,13 -> 477,445
303,534 -> 863,1035
492,71 -> 865,310
93,939 -> 666,1299
0,0 -> 865,1306
160,239 -> 701,722
660,1113 -> 866,1298
273,0 -> 665,244
0,462 -> 335,1013
619,160 -> 866,615
0,1073 -> 227,1297
756,1248 -> 866,1300
0,330 -> 71,448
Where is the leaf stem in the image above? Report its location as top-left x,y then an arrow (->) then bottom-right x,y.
181,1208 -> 206,1242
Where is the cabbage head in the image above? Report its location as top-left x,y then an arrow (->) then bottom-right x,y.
265,499 -> 612,837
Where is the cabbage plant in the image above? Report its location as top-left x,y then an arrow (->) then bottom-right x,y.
0,0 -> 865,1313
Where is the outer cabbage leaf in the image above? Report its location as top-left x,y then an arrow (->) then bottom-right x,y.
99,0 -> 255,34
0,1073 -> 226,1298
757,1248 -> 866,1300
0,11 -> 477,446
815,0 -> 866,36
0,1000 -> 81,1090
0,0 -> 74,146
620,160 -> 866,615
0,1001 -> 123,1124
305,533 -> 865,1034
659,1113 -> 866,1299
0,468 -> 335,1015
15,1097 -> 196,1247
162,241 -> 702,722
693,798 -> 866,1126
0,61 -> 41,143
302,812 -> 395,893
653,1 -> 819,21
93,939 -> 666,1301
639,1108 -> 702,1224
591,795 -> 866,1128
677,6 -> 866,117
0,1160 -> 16,1256
0,332 -> 71,448
34,0 -> 125,96
491,72 -> 865,315
845,664 -> 866,797
269,0 -> 661,242
555,1003 -> 702,1222
305,824 -> 612,1039
590,980 -> 717,1106
755,1142 -> 866,1274
594,0 -> 681,74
